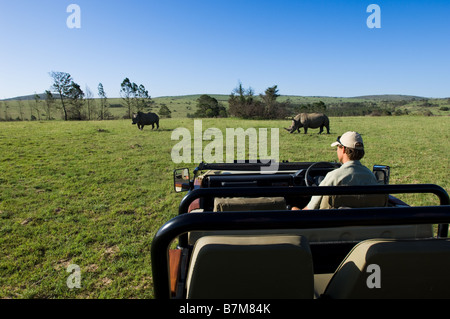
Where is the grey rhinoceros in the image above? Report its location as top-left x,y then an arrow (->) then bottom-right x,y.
132,111 -> 159,130
284,112 -> 330,134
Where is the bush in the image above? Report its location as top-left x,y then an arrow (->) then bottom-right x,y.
194,95 -> 227,118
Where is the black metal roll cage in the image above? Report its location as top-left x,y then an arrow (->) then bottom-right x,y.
151,184 -> 450,299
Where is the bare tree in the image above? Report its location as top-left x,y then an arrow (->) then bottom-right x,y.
34,93 -> 42,121
98,83 -> 108,120
3,100 -> 10,120
44,90 -> 55,120
0,100 -> 4,120
85,86 -> 94,120
17,98 -> 25,120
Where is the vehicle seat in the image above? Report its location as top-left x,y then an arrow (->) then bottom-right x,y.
319,194 -> 388,209
186,235 -> 314,299
213,197 -> 286,212
322,238 -> 450,299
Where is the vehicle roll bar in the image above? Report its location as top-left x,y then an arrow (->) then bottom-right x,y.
152,205 -> 450,299
177,184 -> 449,246
179,184 -> 449,215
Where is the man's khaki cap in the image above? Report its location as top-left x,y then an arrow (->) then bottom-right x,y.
331,131 -> 364,150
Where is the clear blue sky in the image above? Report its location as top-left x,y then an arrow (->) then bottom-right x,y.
0,0 -> 449,99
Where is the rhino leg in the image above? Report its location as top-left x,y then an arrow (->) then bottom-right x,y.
319,126 -> 323,134
303,127 -> 308,134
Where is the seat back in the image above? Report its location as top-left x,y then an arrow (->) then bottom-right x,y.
213,196 -> 286,212
323,238 -> 450,299
186,235 -> 314,299
320,194 -> 388,209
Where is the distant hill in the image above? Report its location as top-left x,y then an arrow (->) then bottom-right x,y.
2,93 -> 429,102
351,94 -> 427,101
2,93 -> 61,101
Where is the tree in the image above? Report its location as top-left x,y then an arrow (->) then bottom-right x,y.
0,100 -> 4,120
260,85 -> 280,117
228,82 -> 263,118
66,82 -> 85,120
44,90 -> 55,120
98,83 -> 108,120
17,98 -> 25,120
120,78 -> 134,118
312,101 -> 326,112
159,103 -> 172,118
49,71 -> 73,121
2,100 -> 10,120
134,84 -> 154,112
121,78 -> 154,117
194,94 -> 227,117
228,83 -> 290,119
85,86 -> 95,120
33,93 -> 42,120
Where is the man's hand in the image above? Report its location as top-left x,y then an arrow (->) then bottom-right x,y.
291,206 -> 309,210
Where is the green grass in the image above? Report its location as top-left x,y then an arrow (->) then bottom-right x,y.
0,116 -> 449,298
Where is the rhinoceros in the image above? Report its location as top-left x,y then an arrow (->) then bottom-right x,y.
132,111 -> 159,130
284,113 -> 330,134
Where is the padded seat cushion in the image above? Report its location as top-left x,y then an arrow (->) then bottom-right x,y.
320,194 -> 388,209
324,238 -> 450,299
186,235 -> 314,299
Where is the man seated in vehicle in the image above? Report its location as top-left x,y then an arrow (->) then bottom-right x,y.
292,131 -> 380,210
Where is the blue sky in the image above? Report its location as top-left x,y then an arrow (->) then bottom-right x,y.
0,0 -> 449,99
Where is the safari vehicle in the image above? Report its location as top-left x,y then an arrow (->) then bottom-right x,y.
152,160 -> 450,299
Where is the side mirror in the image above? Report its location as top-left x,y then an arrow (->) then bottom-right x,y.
174,168 -> 190,192
373,165 -> 390,185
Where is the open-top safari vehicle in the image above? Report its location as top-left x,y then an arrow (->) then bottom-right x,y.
152,160 -> 450,299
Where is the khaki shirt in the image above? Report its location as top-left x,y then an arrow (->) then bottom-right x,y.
306,160 -> 378,210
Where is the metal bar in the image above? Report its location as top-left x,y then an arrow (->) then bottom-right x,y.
179,184 -> 449,215
151,205 -> 450,299
177,184 -> 449,246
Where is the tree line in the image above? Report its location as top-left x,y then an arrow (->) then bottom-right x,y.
191,83 -> 444,119
0,71 -> 156,121
2,76 -> 446,121
190,83 -> 290,119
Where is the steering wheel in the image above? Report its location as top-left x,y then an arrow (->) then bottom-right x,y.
305,162 -> 337,186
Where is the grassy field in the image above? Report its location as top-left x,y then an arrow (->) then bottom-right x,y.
0,116 -> 449,298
